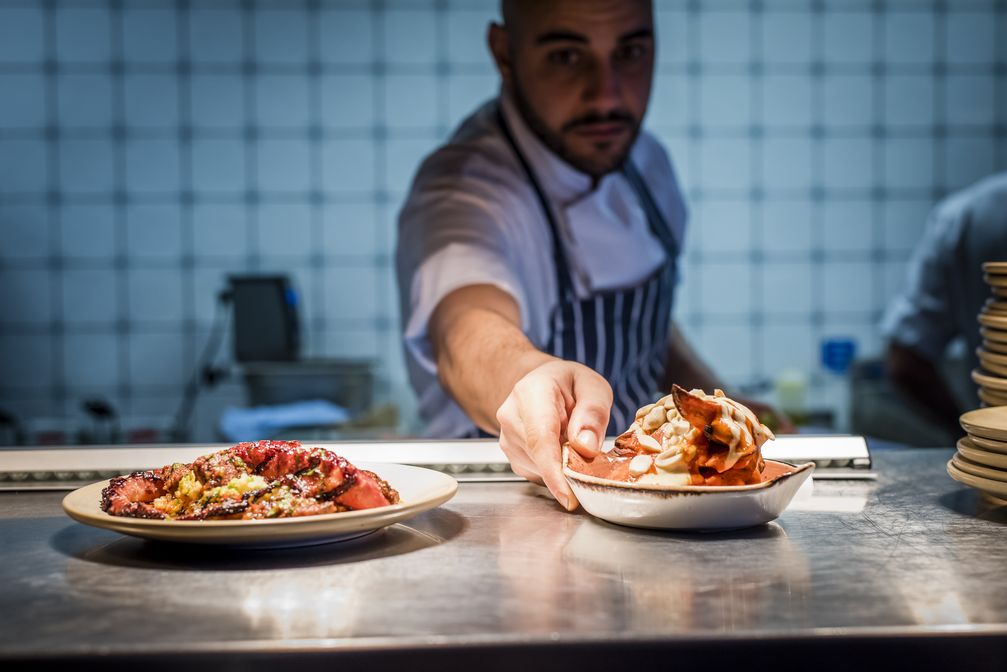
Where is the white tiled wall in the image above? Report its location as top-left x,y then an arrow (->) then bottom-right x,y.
0,0 -> 1005,441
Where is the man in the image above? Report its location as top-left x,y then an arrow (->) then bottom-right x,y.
882,172 -> 1007,436
397,0 -> 783,510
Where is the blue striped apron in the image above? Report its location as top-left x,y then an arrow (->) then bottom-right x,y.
496,106 -> 680,436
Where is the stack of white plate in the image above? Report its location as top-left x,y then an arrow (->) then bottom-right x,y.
949,406 -> 1007,500
971,261 -> 1007,407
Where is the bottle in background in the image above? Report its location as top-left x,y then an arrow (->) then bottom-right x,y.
821,338 -> 857,433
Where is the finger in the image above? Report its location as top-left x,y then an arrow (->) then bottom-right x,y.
565,370 -> 613,458
497,400 -> 544,483
514,383 -> 577,510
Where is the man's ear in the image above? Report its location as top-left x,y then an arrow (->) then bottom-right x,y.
487,22 -> 513,88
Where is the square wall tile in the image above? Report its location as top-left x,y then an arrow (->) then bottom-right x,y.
125,205 -> 183,259
0,7 -> 44,63
129,332 -> 186,386
59,138 -> 115,195
446,74 -> 497,129
760,12 -> 813,65
884,11 -> 934,64
58,74 -> 113,129
693,200 -> 752,255
944,74 -> 996,126
255,74 -> 311,128
946,12 -> 996,65
257,204 -> 314,257
761,137 -> 813,190
321,328 -> 382,359
128,268 -> 184,323
319,10 -> 375,64
123,8 -> 177,64
648,73 -> 689,129
322,139 -> 376,193
884,138 -> 933,191
697,261 -> 752,317
698,74 -> 751,127
0,205 -> 49,260
447,9 -> 493,65
192,264 -> 245,323
822,260 -> 874,313
322,203 -> 380,257
193,204 -> 250,260
63,332 -> 120,389
822,75 -> 873,128
822,11 -> 873,64
190,74 -> 245,129
761,261 -> 814,316
696,323 -> 755,383
655,9 -> 688,66
761,321 -> 816,378
699,138 -> 751,191
0,333 -> 52,390
255,139 -> 311,192
761,200 -> 813,254
60,204 -> 116,260
323,264 -> 379,322
884,75 -> 934,128
0,269 -> 53,325
0,139 -> 47,195
761,75 -> 813,127
125,139 -> 182,194
699,11 -> 750,65
384,74 -> 440,129
189,8 -> 244,64
822,200 -> 873,254
822,137 -> 874,191
62,268 -> 117,325
945,136 -> 995,191
56,6 -> 111,63
321,74 -> 375,129
192,139 -> 247,194
384,10 -> 437,65
124,74 -> 180,129
882,199 -> 932,255
255,9 -> 309,64
0,74 -> 45,128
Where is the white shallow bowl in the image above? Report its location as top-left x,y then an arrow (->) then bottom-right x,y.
62,462 -> 458,548
960,405 -> 1007,442
564,456 -> 814,532
958,437 -> 1007,469
947,459 -> 1007,501
951,453 -> 1007,484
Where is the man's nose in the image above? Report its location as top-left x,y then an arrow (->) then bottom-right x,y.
582,60 -> 622,108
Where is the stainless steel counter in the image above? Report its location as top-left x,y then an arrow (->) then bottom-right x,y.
2,449 -> 1006,671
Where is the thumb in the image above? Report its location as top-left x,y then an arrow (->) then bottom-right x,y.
565,368 -> 612,458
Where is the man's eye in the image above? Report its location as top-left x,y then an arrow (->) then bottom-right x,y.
547,49 -> 582,66
617,43 -> 649,63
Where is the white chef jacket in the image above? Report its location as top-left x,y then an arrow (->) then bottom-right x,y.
396,93 -> 688,438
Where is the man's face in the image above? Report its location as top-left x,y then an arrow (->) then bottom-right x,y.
495,0 -> 655,179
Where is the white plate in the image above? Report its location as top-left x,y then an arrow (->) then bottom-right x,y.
995,287 -> 1007,299
981,327 -> 1007,344
564,455 -> 814,531
984,339 -> 1007,355
966,433 -> 1007,454
952,453 -> 1007,483
984,299 -> 1007,315
971,368 -> 1007,393
960,406 -> 1007,442
947,459 -> 1007,501
978,388 -> 1007,407
984,274 -> 1007,288
978,313 -> 1007,330
982,261 -> 1007,275
978,348 -> 1007,366
958,437 -> 1007,469
62,462 -> 458,548
978,359 -> 1007,377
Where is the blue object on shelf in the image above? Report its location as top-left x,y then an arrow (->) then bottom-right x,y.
821,338 -> 857,374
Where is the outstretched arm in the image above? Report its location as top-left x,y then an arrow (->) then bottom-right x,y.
430,284 -> 612,510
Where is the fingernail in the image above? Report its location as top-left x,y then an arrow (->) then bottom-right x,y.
577,429 -> 598,452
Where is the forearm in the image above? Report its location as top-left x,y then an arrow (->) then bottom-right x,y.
661,323 -> 723,392
432,291 -> 555,433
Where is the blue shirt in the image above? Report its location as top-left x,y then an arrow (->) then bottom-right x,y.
881,172 -> 1007,382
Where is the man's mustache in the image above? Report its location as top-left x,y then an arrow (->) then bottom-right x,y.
562,110 -> 636,132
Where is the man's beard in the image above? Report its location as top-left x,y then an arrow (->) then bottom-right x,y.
510,76 -> 641,179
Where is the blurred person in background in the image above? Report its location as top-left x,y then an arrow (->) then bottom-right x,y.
882,172 -> 1007,437
396,0 -> 789,510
